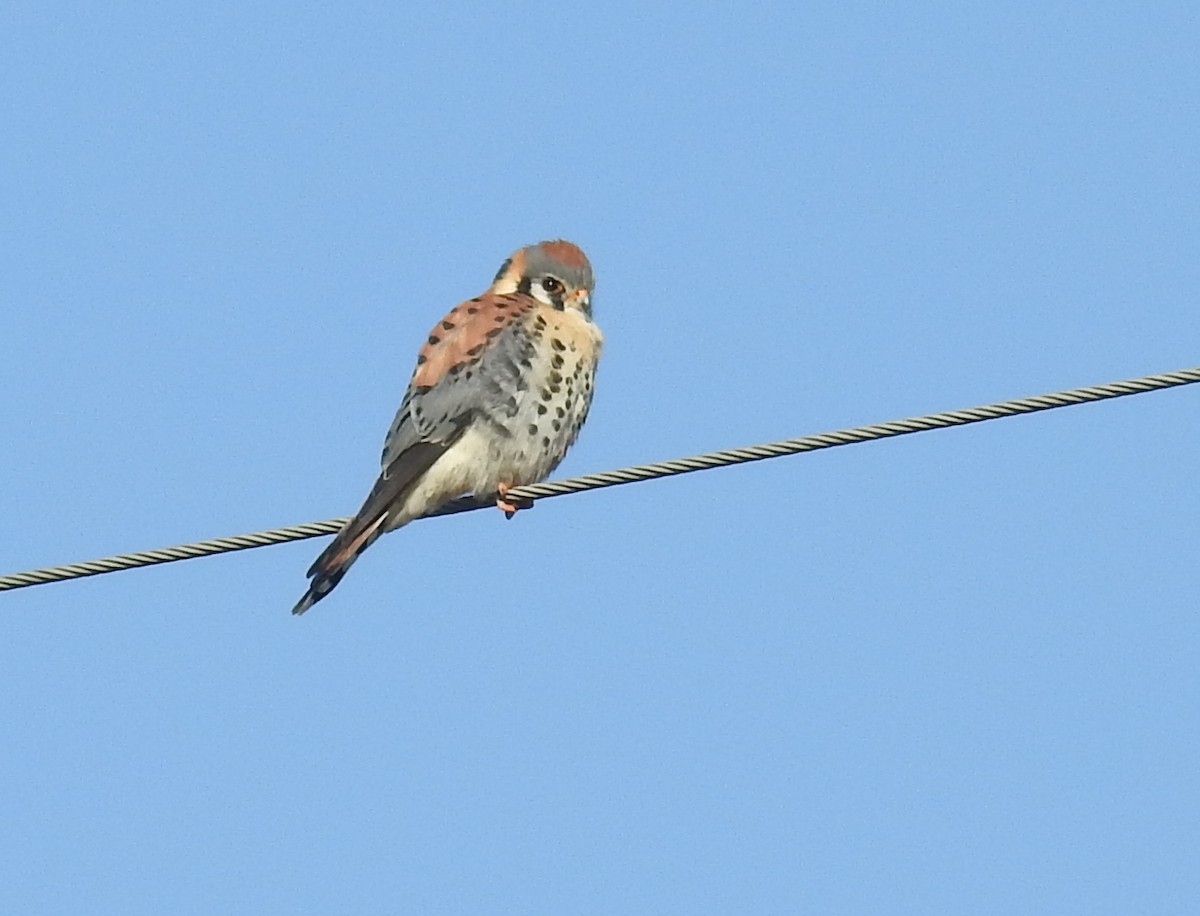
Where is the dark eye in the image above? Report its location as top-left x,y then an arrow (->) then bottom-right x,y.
541,276 -> 563,294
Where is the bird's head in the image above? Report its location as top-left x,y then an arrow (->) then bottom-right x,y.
491,239 -> 594,317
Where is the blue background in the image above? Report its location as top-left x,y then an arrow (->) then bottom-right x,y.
3,2 -> 1198,912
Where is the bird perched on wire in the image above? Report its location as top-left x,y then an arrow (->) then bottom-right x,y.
292,240 -> 602,615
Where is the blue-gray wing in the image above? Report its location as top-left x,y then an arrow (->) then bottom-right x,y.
380,293 -> 538,469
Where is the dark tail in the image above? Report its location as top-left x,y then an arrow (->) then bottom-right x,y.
291,440 -> 455,615
291,513 -> 389,615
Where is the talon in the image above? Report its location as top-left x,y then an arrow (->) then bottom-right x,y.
497,483 -> 534,519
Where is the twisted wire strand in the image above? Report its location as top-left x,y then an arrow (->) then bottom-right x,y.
3,365 -> 1198,593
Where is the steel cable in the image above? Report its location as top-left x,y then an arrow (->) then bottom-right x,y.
3,365 -> 1198,593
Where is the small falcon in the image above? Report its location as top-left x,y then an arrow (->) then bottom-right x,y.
292,240 -> 602,614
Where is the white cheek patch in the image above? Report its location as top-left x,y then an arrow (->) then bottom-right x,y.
530,280 -> 556,307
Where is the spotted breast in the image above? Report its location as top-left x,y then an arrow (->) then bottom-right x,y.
292,239 -> 602,614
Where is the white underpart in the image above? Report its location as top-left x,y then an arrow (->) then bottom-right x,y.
384,302 -> 602,533
387,426 -> 519,529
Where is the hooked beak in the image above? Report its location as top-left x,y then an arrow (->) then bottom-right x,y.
567,288 -> 592,316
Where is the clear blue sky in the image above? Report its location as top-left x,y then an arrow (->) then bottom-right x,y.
3,2 -> 1198,913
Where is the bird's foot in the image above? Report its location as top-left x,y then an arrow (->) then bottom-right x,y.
496,483 -> 534,520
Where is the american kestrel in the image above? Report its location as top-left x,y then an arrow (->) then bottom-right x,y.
292,240 -> 602,614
